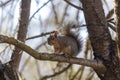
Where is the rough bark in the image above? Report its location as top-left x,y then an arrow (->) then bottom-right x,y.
115,0 -> 120,58
11,0 -> 31,70
81,0 -> 120,79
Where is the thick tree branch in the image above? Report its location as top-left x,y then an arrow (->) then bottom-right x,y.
0,35 -> 106,73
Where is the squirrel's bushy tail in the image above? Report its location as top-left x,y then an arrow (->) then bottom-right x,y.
61,22 -> 82,55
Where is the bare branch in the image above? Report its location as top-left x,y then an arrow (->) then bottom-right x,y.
70,66 -> 82,80
78,66 -> 85,80
0,0 -> 12,7
51,1 -> 59,24
64,0 -> 83,10
26,22 -> 116,41
29,0 -> 51,22
41,64 -> 71,80
0,35 -> 106,72
26,31 -> 56,40
60,3 -> 69,24
29,0 -> 83,22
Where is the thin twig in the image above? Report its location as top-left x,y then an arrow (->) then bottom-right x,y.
60,3 -> 69,24
86,71 -> 94,80
40,64 -> 72,80
78,66 -> 85,80
51,1 -> 59,24
26,31 -> 56,40
26,22 -> 115,41
0,0 -> 13,7
64,0 -> 83,10
70,66 -> 82,80
29,0 -> 52,22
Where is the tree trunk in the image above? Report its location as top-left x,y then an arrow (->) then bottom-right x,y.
115,0 -> 120,58
81,0 -> 120,79
0,0 -> 31,80
11,0 -> 31,70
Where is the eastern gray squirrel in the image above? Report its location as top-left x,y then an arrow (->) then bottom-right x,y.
47,23 -> 82,57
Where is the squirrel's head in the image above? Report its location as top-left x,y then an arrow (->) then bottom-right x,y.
47,31 -> 58,45
47,34 -> 58,45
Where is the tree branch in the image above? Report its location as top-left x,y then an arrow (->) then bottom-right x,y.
29,0 -> 51,22
0,34 -> 106,73
0,0 -> 12,7
26,31 -> 56,40
64,0 -> 83,10
40,64 -> 71,80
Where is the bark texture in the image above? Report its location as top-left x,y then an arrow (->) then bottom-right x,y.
81,0 -> 120,79
11,0 -> 31,70
115,0 -> 120,57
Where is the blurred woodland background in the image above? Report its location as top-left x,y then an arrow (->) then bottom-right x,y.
0,0 -> 115,80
